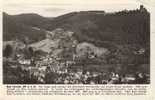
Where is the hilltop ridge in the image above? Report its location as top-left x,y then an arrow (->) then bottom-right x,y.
3,5 -> 150,46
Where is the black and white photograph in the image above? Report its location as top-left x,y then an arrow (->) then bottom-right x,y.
3,0 -> 150,84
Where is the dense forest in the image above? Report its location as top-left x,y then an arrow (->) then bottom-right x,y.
3,5 -> 150,46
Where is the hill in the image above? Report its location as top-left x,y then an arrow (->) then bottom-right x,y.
42,9 -> 149,46
11,13 -> 53,28
3,6 -> 150,46
3,13 -> 51,43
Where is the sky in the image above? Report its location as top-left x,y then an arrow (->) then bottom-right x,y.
2,0 -> 152,17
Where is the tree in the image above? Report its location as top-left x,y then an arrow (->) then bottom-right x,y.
3,44 -> 13,58
28,47 -> 34,57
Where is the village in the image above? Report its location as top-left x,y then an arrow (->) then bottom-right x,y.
3,28 -> 149,84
